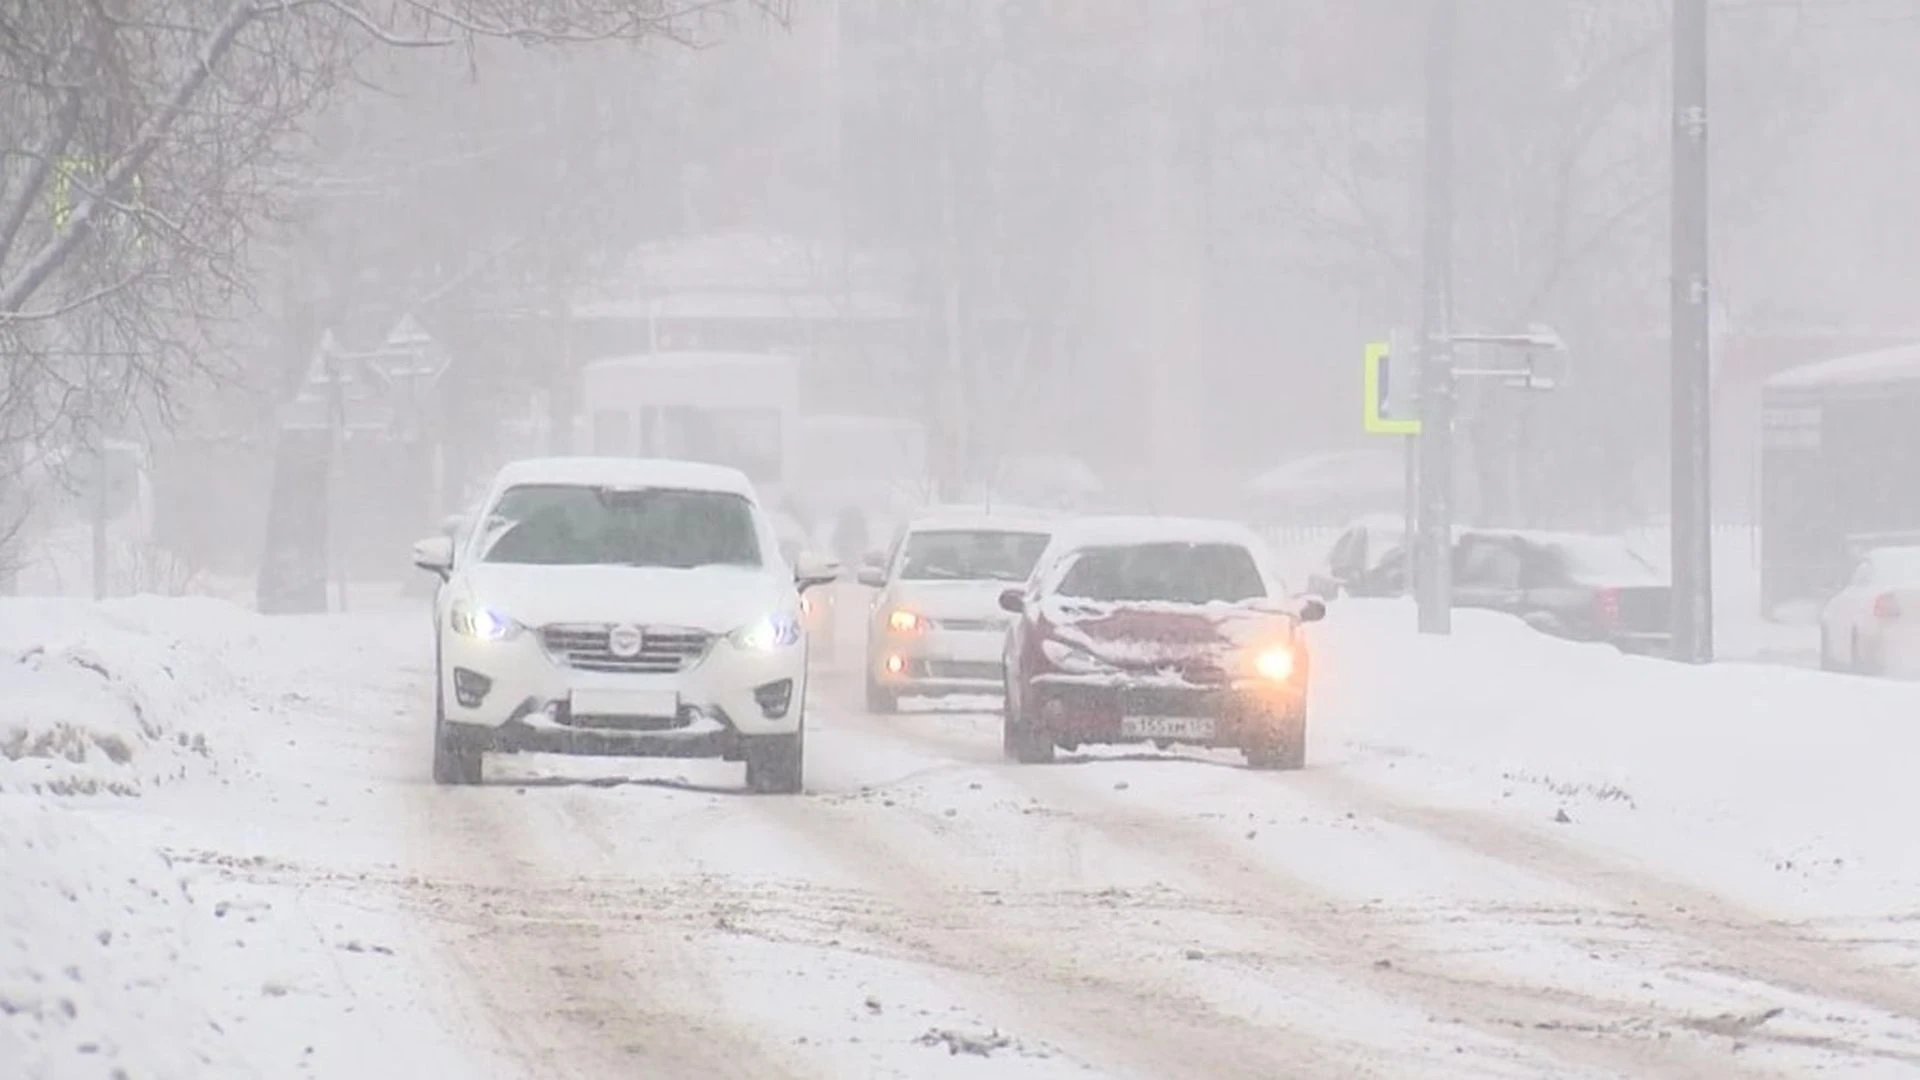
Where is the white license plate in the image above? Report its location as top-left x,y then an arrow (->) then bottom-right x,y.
570,688 -> 679,718
1120,715 -> 1215,740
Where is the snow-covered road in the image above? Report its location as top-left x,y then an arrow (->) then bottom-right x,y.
8,597 -> 1920,1079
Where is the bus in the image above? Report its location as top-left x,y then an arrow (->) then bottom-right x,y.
1759,343 -> 1920,614
578,351 -> 800,504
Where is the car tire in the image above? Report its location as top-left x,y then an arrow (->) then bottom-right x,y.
1244,717 -> 1307,771
1852,629 -> 1881,676
744,729 -> 805,794
1005,694 -> 1056,765
865,675 -> 898,715
430,641 -> 483,786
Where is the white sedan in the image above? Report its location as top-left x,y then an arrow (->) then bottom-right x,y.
411,457 -> 837,792
1819,545 -> 1920,677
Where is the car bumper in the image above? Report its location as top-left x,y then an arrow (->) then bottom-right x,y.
439,627 -> 807,757
1025,675 -> 1306,749
869,627 -> 1007,693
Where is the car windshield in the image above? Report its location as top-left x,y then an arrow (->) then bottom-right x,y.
1055,542 -> 1267,605
476,484 -> 762,569
899,529 -> 1050,582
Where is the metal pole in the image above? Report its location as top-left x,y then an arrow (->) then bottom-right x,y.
1671,0 -> 1713,662
1402,434 -> 1418,597
1415,0 -> 1457,635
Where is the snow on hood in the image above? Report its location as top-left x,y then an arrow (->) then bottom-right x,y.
460,563 -> 793,632
1041,597 -> 1295,673
888,579 -> 1020,621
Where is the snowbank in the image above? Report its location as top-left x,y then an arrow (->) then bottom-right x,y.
1312,599 -> 1920,911
0,597 -> 254,795
0,797 -> 232,1079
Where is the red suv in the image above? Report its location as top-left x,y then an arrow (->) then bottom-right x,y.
999,519 -> 1326,769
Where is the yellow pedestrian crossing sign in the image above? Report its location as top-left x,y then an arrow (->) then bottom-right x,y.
1364,339 -> 1420,436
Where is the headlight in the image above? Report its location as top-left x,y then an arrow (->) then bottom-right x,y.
887,609 -> 924,633
732,611 -> 802,652
1251,645 -> 1297,682
450,601 -> 522,642
1040,637 -> 1105,674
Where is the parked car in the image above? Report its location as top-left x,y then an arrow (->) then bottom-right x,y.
410,456 -> 838,792
999,517 -> 1325,769
1450,530 -> 1672,655
858,510 -> 1057,711
1306,515 -> 1412,598
1819,545 -> 1920,676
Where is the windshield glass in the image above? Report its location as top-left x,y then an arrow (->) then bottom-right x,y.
1055,542 -> 1267,604
899,529 -> 1050,582
477,484 -> 762,568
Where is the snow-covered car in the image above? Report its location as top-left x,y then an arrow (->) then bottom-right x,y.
857,510 -> 1055,711
998,517 -> 1326,769
1819,545 -> 1920,677
409,457 -> 839,792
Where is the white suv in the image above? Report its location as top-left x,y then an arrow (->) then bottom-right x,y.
411,457 -> 837,792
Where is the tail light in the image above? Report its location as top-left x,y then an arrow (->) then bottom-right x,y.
1875,593 -> 1902,619
1594,587 -> 1620,626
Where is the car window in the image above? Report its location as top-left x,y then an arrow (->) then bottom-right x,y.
1458,539 -> 1522,589
898,529 -> 1051,583
1052,542 -> 1267,604
478,484 -> 763,569
1328,528 -> 1365,576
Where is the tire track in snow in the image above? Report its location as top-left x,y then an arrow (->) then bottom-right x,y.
1291,769 -> 1920,1025
826,698 -> 1795,1080
404,776 -> 810,1080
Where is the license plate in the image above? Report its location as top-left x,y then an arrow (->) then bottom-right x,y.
570,688 -> 679,718
1120,715 -> 1215,740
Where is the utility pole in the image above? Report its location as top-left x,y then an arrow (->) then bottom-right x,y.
1671,0 -> 1713,663
1415,0 -> 1457,635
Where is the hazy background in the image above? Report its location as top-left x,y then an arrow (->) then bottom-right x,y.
3,0 -> 1917,600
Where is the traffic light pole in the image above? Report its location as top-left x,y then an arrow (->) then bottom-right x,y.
1671,0 -> 1713,663
1415,0 -> 1456,636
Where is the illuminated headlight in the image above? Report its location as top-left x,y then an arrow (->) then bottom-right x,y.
1040,637 -> 1104,674
731,611 -> 802,652
887,609 -> 924,633
450,601 -> 522,642
1252,645 -> 1297,682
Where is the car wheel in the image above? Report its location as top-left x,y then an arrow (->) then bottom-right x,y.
1244,716 -> 1307,771
745,728 -> 805,794
1853,629 -> 1882,676
430,641 -> 482,785
1007,694 -> 1056,765
865,674 -> 898,714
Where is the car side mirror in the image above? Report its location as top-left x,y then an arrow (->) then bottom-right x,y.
412,535 -> 454,580
793,552 -> 841,593
998,588 -> 1025,615
1299,597 -> 1327,623
856,565 -> 887,588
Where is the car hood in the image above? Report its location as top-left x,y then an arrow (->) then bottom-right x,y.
1042,598 -> 1295,674
459,563 -> 792,632
888,579 -> 1022,622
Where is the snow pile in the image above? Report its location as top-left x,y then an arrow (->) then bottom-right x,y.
0,797 -> 230,1079
1312,599 -> 1920,907
0,597 -> 252,796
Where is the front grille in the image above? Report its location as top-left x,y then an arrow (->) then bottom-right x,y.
936,618 -> 1006,633
540,624 -> 712,673
919,660 -> 1002,681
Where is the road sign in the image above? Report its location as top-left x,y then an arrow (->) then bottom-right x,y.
1364,339 -> 1421,435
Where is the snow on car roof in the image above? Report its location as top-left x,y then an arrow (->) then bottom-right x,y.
1050,515 -> 1269,552
487,456 -> 757,498
903,508 -> 1061,535
1762,340 -> 1920,391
